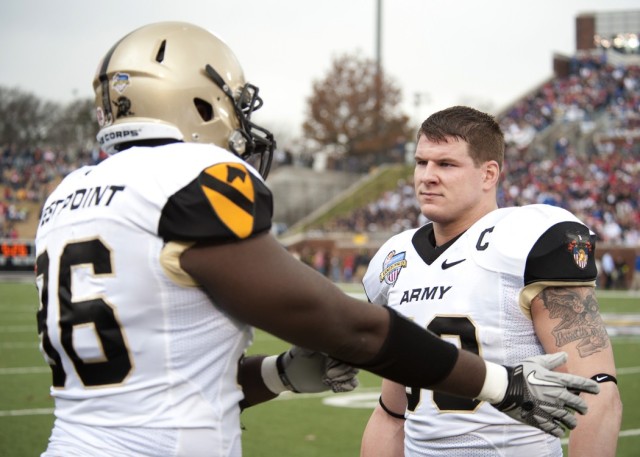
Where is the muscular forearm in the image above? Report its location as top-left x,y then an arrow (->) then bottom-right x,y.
360,406 -> 405,457
568,385 -> 622,457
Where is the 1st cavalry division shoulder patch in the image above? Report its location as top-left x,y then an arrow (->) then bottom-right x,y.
200,162 -> 256,239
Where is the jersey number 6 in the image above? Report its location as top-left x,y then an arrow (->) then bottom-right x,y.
36,239 -> 132,388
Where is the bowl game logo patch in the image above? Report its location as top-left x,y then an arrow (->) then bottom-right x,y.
379,250 -> 407,286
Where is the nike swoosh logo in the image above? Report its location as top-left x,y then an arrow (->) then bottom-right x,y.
441,259 -> 466,269
526,371 -> 564,387
595,375 -> 608,382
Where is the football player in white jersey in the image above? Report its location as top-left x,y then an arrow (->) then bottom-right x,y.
360,106 -> 622,457
35,24 -> 599,457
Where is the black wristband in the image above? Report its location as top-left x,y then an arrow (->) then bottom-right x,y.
591,373 -> 617,384
356,307 -> 459,387
275,352 -> 298,392
379,395 -> 405,419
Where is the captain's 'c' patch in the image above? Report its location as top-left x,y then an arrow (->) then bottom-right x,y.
200,163 -> 256,239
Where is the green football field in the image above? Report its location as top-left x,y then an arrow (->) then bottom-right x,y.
1,280 -> 638,456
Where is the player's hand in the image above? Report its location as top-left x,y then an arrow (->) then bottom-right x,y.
322,356 -> 360,393
263,346 -> 359,394
492,352 -> 600,438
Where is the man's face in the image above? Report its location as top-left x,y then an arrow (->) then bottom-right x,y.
413,135 -> 487,227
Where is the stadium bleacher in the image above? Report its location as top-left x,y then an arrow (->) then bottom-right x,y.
1,13 -> 638,287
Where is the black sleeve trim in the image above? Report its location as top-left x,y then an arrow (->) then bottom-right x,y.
524,221 -> 597,285
158,165 -> 272,242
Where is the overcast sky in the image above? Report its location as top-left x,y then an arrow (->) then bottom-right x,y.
1,0 -> 638,143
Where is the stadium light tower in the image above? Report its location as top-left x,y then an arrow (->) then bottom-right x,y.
376,0 -> 382,72
374,0 -> 383,148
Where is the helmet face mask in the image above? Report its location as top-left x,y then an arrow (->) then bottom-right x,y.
93,21 -> 275,178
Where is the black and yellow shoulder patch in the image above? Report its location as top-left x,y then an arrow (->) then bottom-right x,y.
159,162 -> 273,243
200,163 -> 255,239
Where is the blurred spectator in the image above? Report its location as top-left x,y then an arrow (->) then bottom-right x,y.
613,255 -> 630,290
0,144 -> 101,238
631,251 -> 640,292
601,252 -> 616,290
342,252 -> 355,283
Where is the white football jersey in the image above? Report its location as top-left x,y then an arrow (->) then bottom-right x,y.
35,143 -> 273,457
363,204 -> 597,457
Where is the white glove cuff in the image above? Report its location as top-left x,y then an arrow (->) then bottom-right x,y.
261,355 -> 287,394
475,361 -> 508,404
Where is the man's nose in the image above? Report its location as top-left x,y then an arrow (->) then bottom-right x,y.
417,163 -> 438,183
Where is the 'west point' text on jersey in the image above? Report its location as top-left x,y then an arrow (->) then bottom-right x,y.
40,185 -> 126,227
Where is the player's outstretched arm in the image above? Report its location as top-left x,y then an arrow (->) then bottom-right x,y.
180,232 -> 597,435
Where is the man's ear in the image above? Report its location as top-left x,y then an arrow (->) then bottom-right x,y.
482,161 -> 500,187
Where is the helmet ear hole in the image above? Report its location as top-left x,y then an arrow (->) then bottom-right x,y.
194,98 -> 213,121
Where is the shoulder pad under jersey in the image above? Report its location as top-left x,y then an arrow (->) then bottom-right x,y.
467,205 -> 595,283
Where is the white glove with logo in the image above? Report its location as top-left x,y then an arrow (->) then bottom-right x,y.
261,346 -> 359,394
492,352 -> 600,437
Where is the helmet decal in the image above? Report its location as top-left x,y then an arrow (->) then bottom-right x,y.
111,72 -> 130,94
114,96 -> 134,119
96,106 -> 106,127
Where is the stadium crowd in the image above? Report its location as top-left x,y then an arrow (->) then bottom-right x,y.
500,53 -> 640,148
325,55 -> 640,246
0,144 -> 100,237
1,55 -> 638,276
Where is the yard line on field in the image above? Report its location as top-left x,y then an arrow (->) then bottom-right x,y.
0,408 -> 53,417
619,429 -> 640,438
597,290 -> 640,299
617,366 -> 640,375
347,292 -> 367,300
560,428 -> 640,445
0,325 -> 36,332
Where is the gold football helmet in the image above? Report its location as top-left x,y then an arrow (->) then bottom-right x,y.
93,21 -> 274,178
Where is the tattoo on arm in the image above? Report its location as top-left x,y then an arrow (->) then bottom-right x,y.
539,288 -> 609,357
